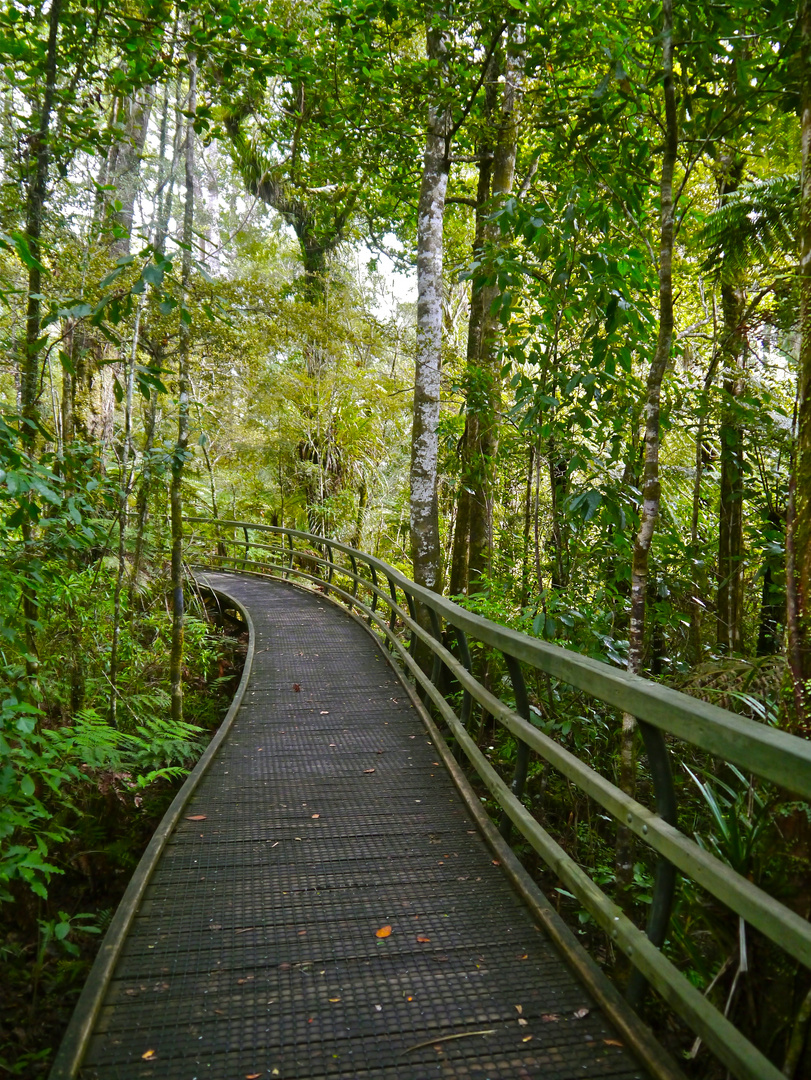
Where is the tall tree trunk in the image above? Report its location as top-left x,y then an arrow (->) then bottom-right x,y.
21,0 -> 63,445
410,14 -> 450,594
450,131 -> 493,598
790,0 -> 811,727
109,89 -> 153,258
468,25 -> 522,587
20,0 -> 63,695
716,158 -> 747,654
169,56 -> 197,725
617,0 -> 677,895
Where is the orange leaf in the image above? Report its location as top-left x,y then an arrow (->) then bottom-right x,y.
141,1050 -> 156,1060
311,814 -> 320,819
522,1035 -> 533,1043
246,1074 -> 261,1079
375,924 -> 392,938
185,815 -> 206,821
416,935 -> 431,943
604,1039 -> 623,1047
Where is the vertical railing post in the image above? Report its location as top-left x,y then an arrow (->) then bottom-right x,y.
368,563 -> 379,624
499,653 -> 531,840
348,552 -> 359,611
405,591 -> 418,656
242,526 -> 250,570
626,722 -> 678,1007
427,606 -> 443,688
324,542 -> 335,584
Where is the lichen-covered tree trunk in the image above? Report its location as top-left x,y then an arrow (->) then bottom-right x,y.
108,89 -> 153,258
617,0 -> 677,894
410,17 -> 450,594
169,56 -> 197,725
790,0 -> 811,728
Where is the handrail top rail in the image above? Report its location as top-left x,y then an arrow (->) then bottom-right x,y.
186,517 -> 811,799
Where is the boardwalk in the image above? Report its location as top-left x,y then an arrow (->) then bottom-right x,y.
76,573 -> 649,1080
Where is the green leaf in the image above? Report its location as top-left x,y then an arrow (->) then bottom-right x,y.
20,775 -> 35,797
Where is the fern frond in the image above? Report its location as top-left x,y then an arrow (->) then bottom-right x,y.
697,173 -> 799,278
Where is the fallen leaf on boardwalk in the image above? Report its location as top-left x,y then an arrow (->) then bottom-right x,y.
311,814 -> 320,819
186,815 -> 206,821
364,768 -> 375,774
604,1039 -> 623,1047
518,1018 -> 528,1027
375,925 -> 392,938
492,860 -> 500,866
541,1014 -> 560,1022
272,1070 -> 280,1077
298,930 -> 307,935
515,1005 -> 523,1014
141,1050 -> 156,1060
329,997 -> 341,1002
517,953 -> 528,959
572,1007 -> 590,1019
293,683 -> 301,692
432,762 -> 440,766
246,1073 -> 261,1078
320,710 -> 329,715
522,1035 -> 533,1043
416,935 -> 431,943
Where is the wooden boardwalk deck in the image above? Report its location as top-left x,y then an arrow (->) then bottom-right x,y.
75,573 -> 650,1080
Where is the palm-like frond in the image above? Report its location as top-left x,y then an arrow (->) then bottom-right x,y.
697,173 -> 799,278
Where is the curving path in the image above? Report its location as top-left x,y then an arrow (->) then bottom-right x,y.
74,573 -> 650,1080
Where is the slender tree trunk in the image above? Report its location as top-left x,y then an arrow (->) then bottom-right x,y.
548,441 -> 569,591
617,0 -> 677,896
19,0 -> 63,695
448,422 -> 472,596
521,442 -> 534,607
410,15 -> 450,594
130,390 -> 159,607
756,508 -> 786,656
790,0 -> 811,726
109,299 -> 142,724
170,56 -> 197,725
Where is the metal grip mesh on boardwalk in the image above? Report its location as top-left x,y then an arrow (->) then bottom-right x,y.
54,575 -> 647,1080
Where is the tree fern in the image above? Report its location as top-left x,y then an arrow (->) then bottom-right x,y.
698,173 -> 798,279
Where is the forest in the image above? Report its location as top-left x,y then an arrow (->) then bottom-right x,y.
1,0 -> 810,1074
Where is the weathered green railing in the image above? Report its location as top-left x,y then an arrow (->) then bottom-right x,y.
186,517 -> 811,1080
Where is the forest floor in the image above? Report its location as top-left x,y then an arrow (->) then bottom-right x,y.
0,625 -> 248,1078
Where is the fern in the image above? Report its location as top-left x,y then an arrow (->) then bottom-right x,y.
697,173 -> 798,278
